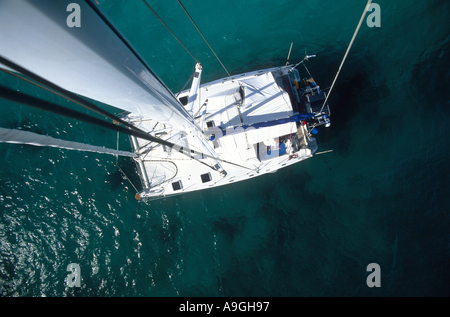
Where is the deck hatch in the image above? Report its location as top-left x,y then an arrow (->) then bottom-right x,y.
171,180 -> 183,191
200,173 -> 212,183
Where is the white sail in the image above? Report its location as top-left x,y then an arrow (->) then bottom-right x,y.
0,0 -> 224,173
0,127 -> 137,157
0,0 -> 192,131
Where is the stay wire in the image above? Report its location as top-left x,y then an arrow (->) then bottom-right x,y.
0,86 -> 168,146
175,71 -> 194,98
177,0 -> 231,77
320,0 -> 373,113
116,132 -> 140,194
141,0 -> 199,64
0,55 -> 149,137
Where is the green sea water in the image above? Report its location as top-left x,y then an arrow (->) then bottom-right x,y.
0,0 -> 449,296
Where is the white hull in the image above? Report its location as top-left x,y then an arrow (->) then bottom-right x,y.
125,66 -> 319,201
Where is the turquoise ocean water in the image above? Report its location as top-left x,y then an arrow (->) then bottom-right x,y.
1,0 -> 449,296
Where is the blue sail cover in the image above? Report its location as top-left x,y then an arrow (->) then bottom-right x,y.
208,113 -> 314,140
239,113 -> 314,130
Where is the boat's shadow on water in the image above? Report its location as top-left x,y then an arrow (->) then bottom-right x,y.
411,38 -> 450,115
302,47 -> 390,156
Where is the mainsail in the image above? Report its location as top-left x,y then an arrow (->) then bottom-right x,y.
0,0 -> 224,172
0,1 -> 190,128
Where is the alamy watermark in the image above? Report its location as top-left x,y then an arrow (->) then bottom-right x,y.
66,3 -> 81,28
66,263 -> 81,287
66,2 -> 381,29
366,3 -> 381,28
366,263 -> 381,287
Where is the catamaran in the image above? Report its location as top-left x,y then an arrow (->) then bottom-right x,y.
124,62 -> 330,200
0,0 -> 366,202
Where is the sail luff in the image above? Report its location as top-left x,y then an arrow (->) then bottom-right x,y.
0,128 -> 137,158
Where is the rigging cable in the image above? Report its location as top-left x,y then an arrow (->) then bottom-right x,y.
141,0 -> 199,64
319,0 -> 373,113
176,71 -> 195,98
177,0 -> 231,77
0,57 -> 220,164
0,85 -> 169,146
0,86 -> 253,172
0,56 -> 149,138
115,131 -> 141,196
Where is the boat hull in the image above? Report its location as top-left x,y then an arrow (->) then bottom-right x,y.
125,66 -> 320,201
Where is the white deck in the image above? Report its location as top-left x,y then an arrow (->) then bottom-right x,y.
125,66 -> 318,201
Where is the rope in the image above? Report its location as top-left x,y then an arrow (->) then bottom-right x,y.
142,0 -> 199,64
302,63 -> 313,80
115,131 -> 140,194
116,160 -> 140,194
320,0 -> 372,113
177,0 -> 231,77
176,71 -> 194,98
